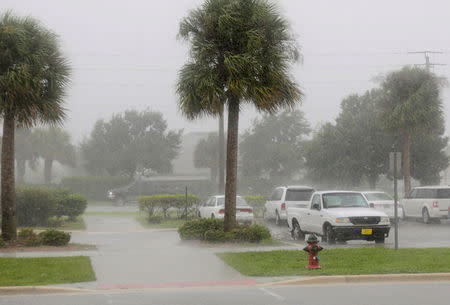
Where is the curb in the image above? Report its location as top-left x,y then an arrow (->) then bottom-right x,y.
265,273 -> 450,286
0,286 -> 95,296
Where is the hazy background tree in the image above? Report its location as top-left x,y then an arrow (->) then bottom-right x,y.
177,0 -> 302,231
33,127 -> 76,184
193,133 -> 223,183
15,129 -> 38,185
240,110 -> 310,194
379,66 -> 444,196
0,12 -> 70,240
81,109 -> 182,178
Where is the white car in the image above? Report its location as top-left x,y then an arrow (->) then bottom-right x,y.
287,191 -> 391,244
264,186 -> 315,226
198,195 -> 254,224
362,191 -> 404,221
401,186 -> 450,223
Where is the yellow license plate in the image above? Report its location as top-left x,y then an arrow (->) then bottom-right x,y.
361,229 -> 373,235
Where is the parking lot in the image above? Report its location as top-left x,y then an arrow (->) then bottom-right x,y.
266,218 -> 450,248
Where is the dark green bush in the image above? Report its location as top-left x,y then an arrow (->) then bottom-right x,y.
59,176 -> 131,200
18,228 -> 42,247
55,194 -> 87,221
178,218 -> 224,240
16,188 -> 57,226
0,237 -> 6,248
178,219 -> 271,243
39,229 -> 71,246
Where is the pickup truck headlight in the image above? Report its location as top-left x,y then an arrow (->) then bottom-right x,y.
380,217 -> 390,224
335,217 -> 351,223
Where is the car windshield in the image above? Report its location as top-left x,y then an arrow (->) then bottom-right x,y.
217,197 -> 247,206
285,189 -> 314,201
364,192 -> 393,201
323,193 -> 368,208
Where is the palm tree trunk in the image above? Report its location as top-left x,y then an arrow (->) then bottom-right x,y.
218,104 -> 225,193
403,130 -> 411,196
44,158 -> 53,184
224,97 -> 239,232
16,157 -> 26,185
1,112 -> 17,240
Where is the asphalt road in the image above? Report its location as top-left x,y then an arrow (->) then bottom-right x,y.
1,282 -> 449,305
267,218 -> 450,248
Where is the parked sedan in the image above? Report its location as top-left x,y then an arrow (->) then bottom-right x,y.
198,195 -> 254,224
362,191 -> 404,221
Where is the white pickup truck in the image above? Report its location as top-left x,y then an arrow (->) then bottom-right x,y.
287,191 -> 391,244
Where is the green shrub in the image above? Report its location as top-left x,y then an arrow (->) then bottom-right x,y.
178,219 -> 271,243
39,229 -> 71,246
16,188 -> 57,226
147,215 -> 163,224
59,176 -> 131,200
139,194 -> 200,219
0,237 -> 6,248
18,228 -> 42,247
56,194 -> 87,221
244,195 -> 265,217
47,216 -> 66,228
178,218 -> 224,240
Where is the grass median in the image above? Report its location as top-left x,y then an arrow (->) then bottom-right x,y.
0,256 -> 96,286
218,247 -> 450,276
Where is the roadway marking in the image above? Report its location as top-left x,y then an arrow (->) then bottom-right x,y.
258,287 -> 285,301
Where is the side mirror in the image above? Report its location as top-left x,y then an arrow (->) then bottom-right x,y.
312,203 -> 320,211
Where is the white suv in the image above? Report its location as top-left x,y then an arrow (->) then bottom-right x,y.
264,186 -> 315,226
402,186 -> 450,223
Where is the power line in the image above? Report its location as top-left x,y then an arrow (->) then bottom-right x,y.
408,50 -> 446,71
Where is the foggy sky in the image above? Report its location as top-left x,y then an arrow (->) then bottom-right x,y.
3,0 -> 450,142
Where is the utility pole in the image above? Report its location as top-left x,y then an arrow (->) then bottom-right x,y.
408,51 -> 445,71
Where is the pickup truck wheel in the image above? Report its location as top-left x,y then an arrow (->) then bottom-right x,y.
324,224 -> 336,245
291,221 -> 305,241
211,214 -> 215,219
422,208 -> 431,224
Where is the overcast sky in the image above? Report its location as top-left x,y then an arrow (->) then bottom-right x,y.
3,0 -> 450,142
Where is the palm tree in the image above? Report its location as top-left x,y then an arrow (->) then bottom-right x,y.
0,12 -> 70,240
33,127 -> 76,184
15,128 -> 39,184
379,66 -> 443,196
177,0 -> 302,231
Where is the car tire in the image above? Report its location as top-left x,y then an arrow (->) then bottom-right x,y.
211,214 -> 215,219
324,224 -> 336,245
375,237 -> 385,244
291,221 -> 305,241
422,208 -> 431,224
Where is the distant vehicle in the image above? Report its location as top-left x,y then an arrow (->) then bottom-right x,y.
198,195 -> 254,224
287,191 -> 390,244
361,191 -> 404,221
264,186 -> 315,226
401,186 -> 450,224
107,176 -> 213,205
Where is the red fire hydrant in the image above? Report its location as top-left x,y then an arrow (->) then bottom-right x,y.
303,234 -> 323,269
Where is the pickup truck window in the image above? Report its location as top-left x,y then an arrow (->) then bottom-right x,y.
286,189 -> 314,201
364,192 -> 392,201
322,193 -> 368,208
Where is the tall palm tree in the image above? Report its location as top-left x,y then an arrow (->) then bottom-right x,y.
0,12 -> 70,240
177,0 -> 302,231
33,127 -> 76,184
379,66 -> 443,196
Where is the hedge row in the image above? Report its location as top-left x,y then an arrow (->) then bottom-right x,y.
60,176 -> 131,200
138,194 -> 200,219
178,219 -> 271,243
16,187 -> 87,227
17,228 -> 71,246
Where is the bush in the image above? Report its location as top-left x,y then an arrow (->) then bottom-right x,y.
18,228 -> 41,247
0,237 -> 6,248
59,176 -> 131,200
139,194 -> 200,219
56,194 -> 87,221
244,195 -> 265,218
178,219 -> 271,243
39,229 -> 71,246
147,215 -> 163,224
16,188 -> 57,226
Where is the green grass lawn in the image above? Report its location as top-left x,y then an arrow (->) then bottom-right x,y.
0,256 -> 96,286
218,248 -> 450,276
